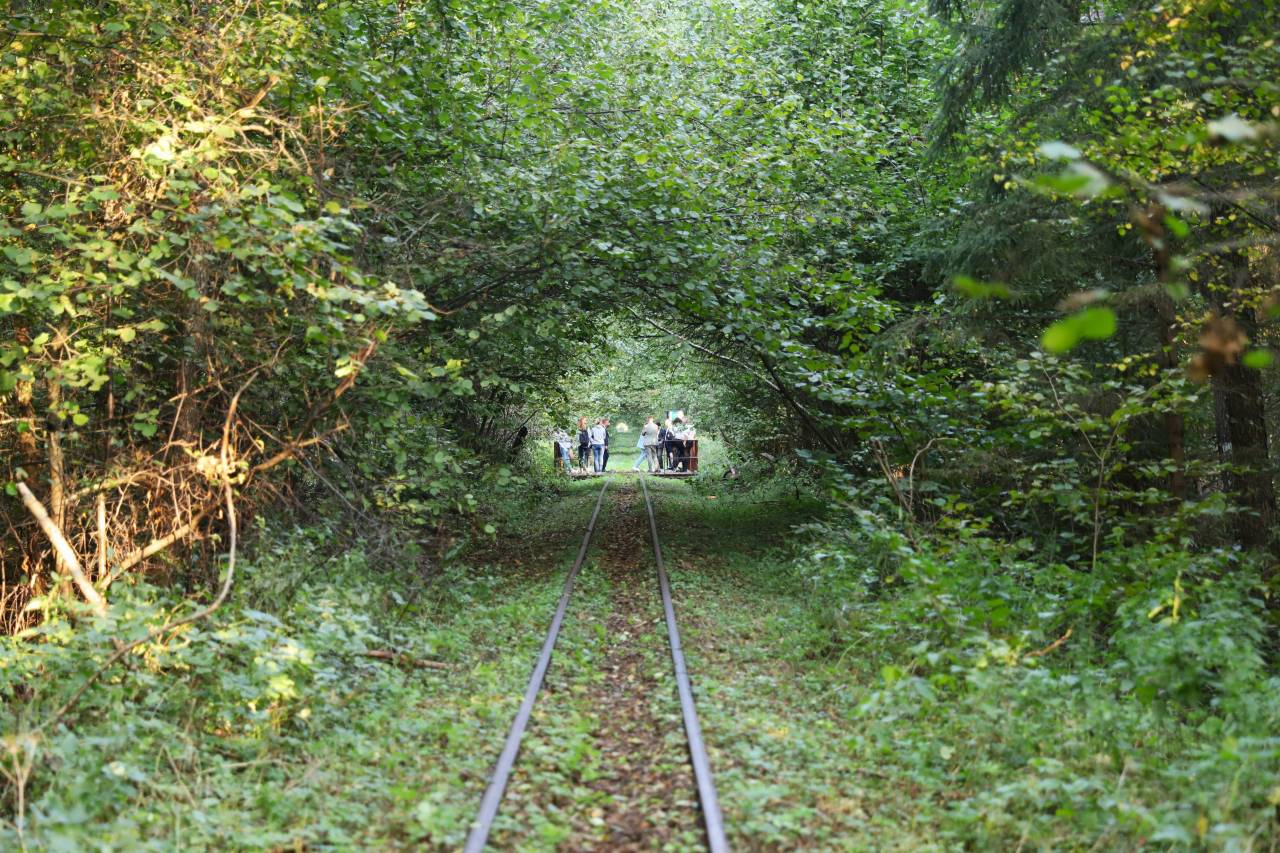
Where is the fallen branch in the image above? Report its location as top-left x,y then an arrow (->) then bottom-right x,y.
358,649 -> 452,671
1024,627 -> 1073,660
36,377 -> 251,733
16,481 -> 107,616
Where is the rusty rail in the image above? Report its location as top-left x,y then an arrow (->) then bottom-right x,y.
640,474 -> 728,853
466,476 -> 727,851
464,479 -> 610,853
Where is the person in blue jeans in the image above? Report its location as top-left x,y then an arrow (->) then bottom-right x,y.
631,433 -> 647,471
589,419 -> 607,472
552,429 -> 574,474
576,416 -> 590,472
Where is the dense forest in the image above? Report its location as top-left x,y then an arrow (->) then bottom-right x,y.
2,0 -> 1278,848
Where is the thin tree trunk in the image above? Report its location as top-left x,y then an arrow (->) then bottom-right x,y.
1154,292 -> 1188,500
46,358 -> 71,594
1208,255 -> 1275,550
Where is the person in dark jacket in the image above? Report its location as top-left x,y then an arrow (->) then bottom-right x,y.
658,418 -> 674,471
600,418 -> 612,471
669,418 -> 687,470
576,416 -> 590,472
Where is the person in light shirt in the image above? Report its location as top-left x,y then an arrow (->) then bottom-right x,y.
552,428 -> 574,473
631,431 -> 648,471
588,419 -> 607,472
640,416 -> 661,472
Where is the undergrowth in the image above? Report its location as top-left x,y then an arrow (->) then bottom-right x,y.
656,475 -> 1280,849
5,470 -> 1277,849
0,479 -> 602,850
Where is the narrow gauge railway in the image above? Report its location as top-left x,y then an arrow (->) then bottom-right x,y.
464,478 -> 727,852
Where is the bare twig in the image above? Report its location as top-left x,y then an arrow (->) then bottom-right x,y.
95,493 -> 107,581
906,437 -> 945,516
625,307 -> 782,392
36,379 -> 249,733
1024,627 -> 1073,659
357,649 -> 452,671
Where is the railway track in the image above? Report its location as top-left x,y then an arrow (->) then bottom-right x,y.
464,477 -> 727,852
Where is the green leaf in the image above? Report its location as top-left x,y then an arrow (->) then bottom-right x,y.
1031,162 -> 1111,198
1042,307 -> 1117,353
1207,114 -> 1259,142
144,136 -> 177,162
1242,349 -> 1273,369
953,275 -> 1010,300
1163,214 -> 1189,239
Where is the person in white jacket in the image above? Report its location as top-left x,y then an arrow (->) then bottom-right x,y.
640,416 -> 661,472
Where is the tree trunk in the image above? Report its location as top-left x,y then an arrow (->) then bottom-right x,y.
1208,256 -> 1275,550
1154,291 -> 1187,500
12,325 -> 39,462
47,329 -> 72,594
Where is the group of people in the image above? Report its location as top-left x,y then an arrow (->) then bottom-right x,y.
552,417 -> 614,473
550,415 -> 697,474
632,416 -> 697,473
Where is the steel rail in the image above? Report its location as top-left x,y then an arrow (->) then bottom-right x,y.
639,475 -> 729,853
464,479 -> 610,853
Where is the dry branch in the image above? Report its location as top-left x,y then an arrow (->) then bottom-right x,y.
358,649 -> 452,671
16,482 -> 107,616
37,379 -> 250,733
1024,627 -> 1073,660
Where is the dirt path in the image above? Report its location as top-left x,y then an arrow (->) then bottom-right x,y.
576,483 -> 702,850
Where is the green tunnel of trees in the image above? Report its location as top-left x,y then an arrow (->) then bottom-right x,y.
4,0 -> 1275,608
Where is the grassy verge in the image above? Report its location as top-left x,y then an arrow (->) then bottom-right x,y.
0,478 -> 608,850
648,475 -> 1280,850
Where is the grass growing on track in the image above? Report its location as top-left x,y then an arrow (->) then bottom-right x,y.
497,481 -> 702,851
15,468 -> 1271,849
643,476 -> 859,848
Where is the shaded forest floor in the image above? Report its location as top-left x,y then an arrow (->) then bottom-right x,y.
6,466 -> 1278,850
